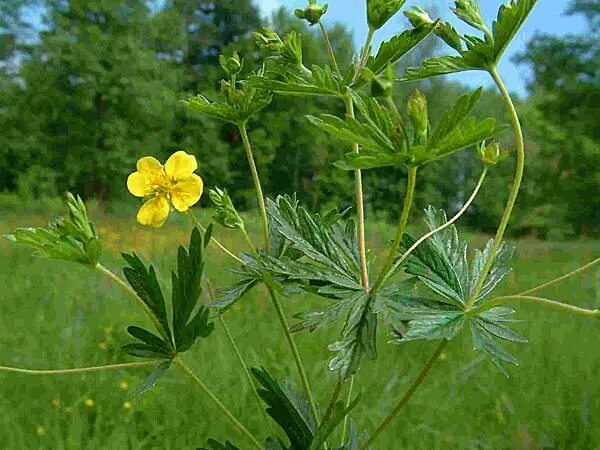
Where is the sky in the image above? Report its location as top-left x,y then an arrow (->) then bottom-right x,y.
257,0 -> 587,96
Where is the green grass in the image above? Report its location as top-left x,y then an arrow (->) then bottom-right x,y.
0,203 -> 599,449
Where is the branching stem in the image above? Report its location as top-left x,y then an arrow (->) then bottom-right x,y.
519,257 -> 600,296
468,66 -> 525,306
372,166 -> 417,294
188,209 -> 244,265
239,123 -> 270,254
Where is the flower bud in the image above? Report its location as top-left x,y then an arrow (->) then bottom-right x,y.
294,3 -> 328,25
407,90 -> 428,145
403,6 -> 434,28
478,141 -> 506,165
367,0 -> 406,30
363,66 -> 394,98
219,52 -> 243,76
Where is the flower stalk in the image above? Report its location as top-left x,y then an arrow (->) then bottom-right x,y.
0,360 -> 162,376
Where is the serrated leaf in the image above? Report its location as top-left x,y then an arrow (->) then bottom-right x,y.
491,0 -> 538,61
364,23 -> 437,77
476,317 -> 527,343
429,88 -> 482,147
122,253 -> 172,343
252,367 -> 316,449
404,55 -> 476,81
328,293 -> 377,381
137,360 -> 171,395
291,292 -> 360,333
211,277 -> 260,312
248,65 -> 342,98
470,320 -> 517,375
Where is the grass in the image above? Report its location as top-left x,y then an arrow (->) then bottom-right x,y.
0,201 -> 599,449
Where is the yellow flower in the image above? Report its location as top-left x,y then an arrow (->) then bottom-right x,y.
51,398 -> 61,408
119,381 -> 129,391
36,426 -> 46,437
122,401 -> 133,410
127,151 -> 204,227
84,399 -> 95,408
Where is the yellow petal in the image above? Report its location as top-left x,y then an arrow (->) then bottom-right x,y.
165,151 -> 198,179
136,196 -> 170,227
170,174 -> 203,212
137,156 -> 163,174
127,172 -> 154,197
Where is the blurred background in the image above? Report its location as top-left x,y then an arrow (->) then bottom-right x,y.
1,1 -> 600,449
0,0 -> 598,237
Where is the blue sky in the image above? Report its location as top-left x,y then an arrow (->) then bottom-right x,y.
258,0 -> 587,96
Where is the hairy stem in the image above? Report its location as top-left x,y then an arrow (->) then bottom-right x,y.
352,27 -> 375,84
174,357 -> 262,449
266,285 -> 319,424
241,227 -> 258,254
344,95 -> 370,290
207,281 -> 271,432
239,123 -> 270,254
470,295 -> 600,318
468,66 -> 525,307
322,379 -> 344,426
519,257 -> 600,296
386,168 -> 488,282
96,263 -> 173,350
0,360 -> 162,376
319,20 -> 341,77
361,341 -> 447,448
188,209 -> 244,265
372,166 -> 418,294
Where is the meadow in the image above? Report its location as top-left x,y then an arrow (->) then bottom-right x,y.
1,200 -> 599,449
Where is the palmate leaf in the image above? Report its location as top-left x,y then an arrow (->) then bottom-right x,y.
404,0 -> 538,81
400,206 -> 515,304
5,192 -> 102,266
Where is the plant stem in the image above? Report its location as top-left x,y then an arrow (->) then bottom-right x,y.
188,209 -> 244,265
239,123 -> 270,254
96,263 -> 173,350
361,340 -> 447,449
266,285 -> 319,424
322,378 -> 344,425
519,257 -> 600,296
386,168 -> 488,283
467,66 -> 525,307
344,95 -> 370,290
340,375 -> 354,445
241,227 -> 258,254
0,360 -> 162,376
207,281 -> 271,433
319,20 -> 341,77
470,295 -> 600,319
372,166 -> 417,294
352,27 -> 375,84
174,357 -> 262,449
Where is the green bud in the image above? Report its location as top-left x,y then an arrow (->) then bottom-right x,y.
403,6 -> 434,28
254,29 -> 303,67
367,0 -> 406,30
209,188 -> 245,231
478,141 -> 506,165
294,3 -> 328,25
363,66 -> 394,98
407,90 -> 428,145
219,52 -> 243,76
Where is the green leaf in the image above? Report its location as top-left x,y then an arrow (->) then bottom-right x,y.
291,292 -> 361,333
122,253 -> 172,342
5,192 -> 102,266
252,367 -> 316,449
364,23 -> 437,76
127,326 -> 169,350
470,320 -> 518,375
491,0 -> 538,62
248,65 -> 343,98
328,293 -> 378,381
137,360 -> 171,395
404,55 -> 476,81
121,343 -> 171,359
211,277 -> 261,312
367,0 -> 407,30
185,94 -> 240,123
428,88 -> 482,147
